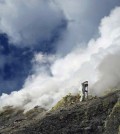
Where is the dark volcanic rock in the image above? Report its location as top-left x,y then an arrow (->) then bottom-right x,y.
0,90 -> 120,134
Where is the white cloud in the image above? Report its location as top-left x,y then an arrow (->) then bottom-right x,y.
0,7 -> 120,111
55,0 -> 120,54
0,0 -> 119,50
0,0 -> 65,46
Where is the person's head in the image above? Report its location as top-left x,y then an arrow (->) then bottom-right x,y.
84,81 -> 88,83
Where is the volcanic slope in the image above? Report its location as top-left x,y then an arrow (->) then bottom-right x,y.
0,90 -> 120,134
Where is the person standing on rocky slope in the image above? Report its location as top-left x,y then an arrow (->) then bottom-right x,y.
80,81 -> 88,101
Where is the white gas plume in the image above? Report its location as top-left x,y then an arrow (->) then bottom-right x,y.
54,0 -> 120,54
0,6 -> 120,111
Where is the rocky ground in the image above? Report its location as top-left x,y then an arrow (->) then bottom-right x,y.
0,90 -> 120,134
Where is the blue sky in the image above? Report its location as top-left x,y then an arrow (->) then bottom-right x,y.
0,0 -> 120,95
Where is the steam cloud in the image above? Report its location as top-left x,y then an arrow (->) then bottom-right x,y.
0,2 -> 120,111
0,0 -> 66,94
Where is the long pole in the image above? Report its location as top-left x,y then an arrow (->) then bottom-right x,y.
87,86 -> 88,99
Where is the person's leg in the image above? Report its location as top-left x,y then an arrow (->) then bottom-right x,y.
80,92 -> 83,101
83,92 -> 85,101
80,90 -> 85,101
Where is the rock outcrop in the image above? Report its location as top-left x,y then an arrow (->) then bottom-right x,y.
0,90 -> 120,134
